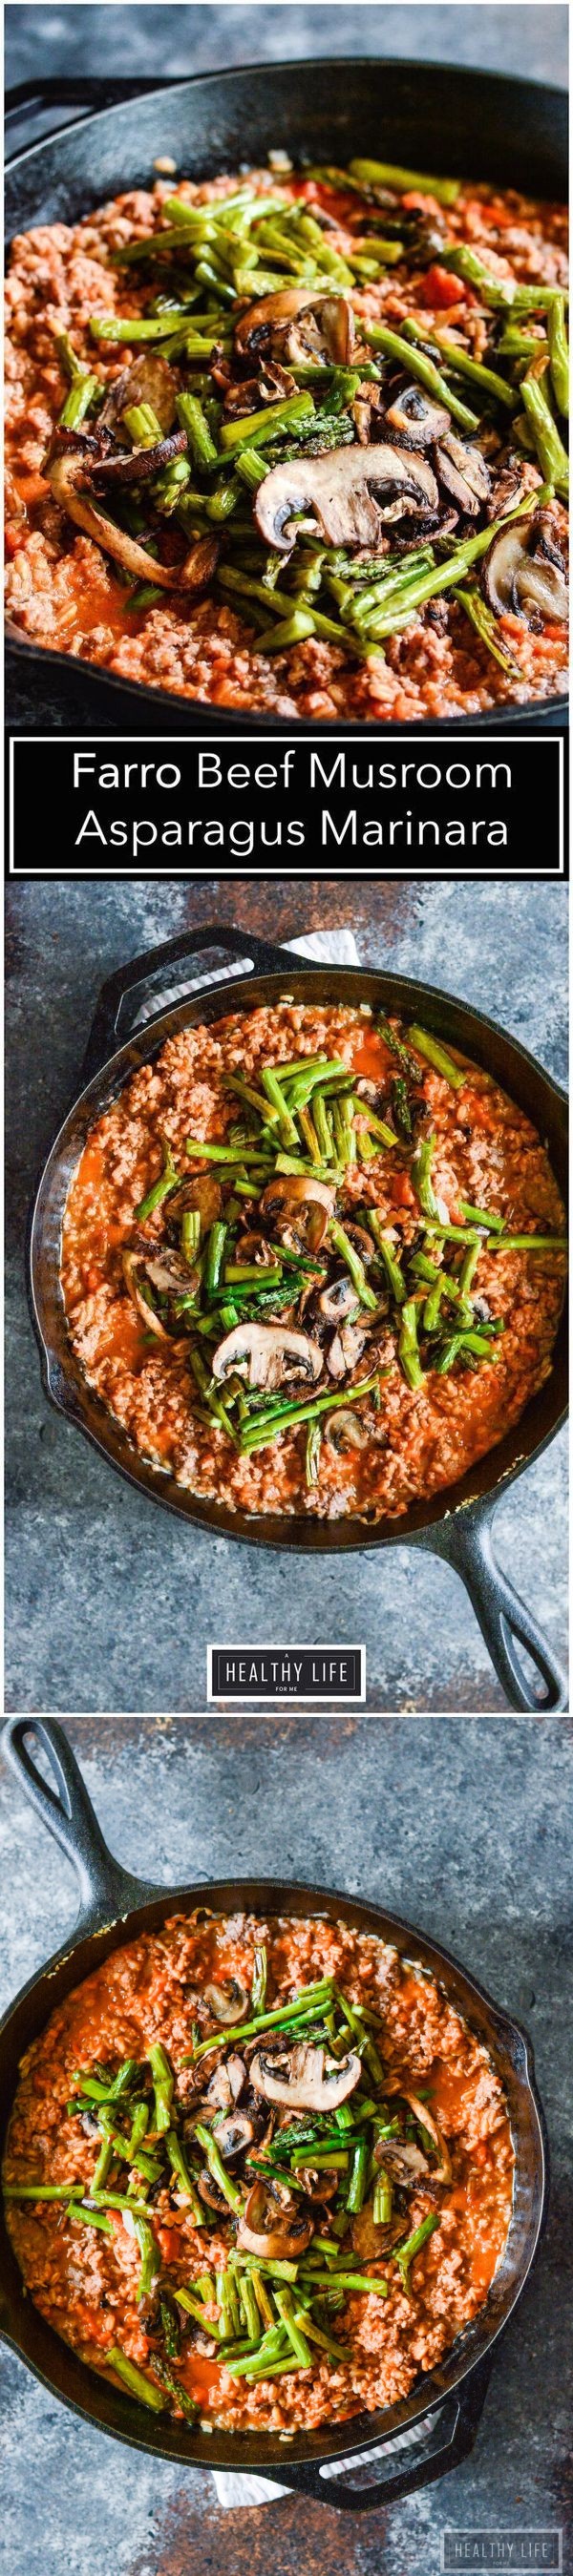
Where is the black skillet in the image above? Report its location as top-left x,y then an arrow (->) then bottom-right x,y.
0,1717 -> 548,2510
27,923 -> 568,1712
5,62 -> 569,737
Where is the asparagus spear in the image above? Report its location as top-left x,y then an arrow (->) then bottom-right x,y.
411,1136 -> 440,1222
364,321 -> 478,430
150,2042 -> 174,2134
408,1026 -> 466,1089
136,1141 -> 180,1222
107,2346 -> 166,2410
398,1299 -> 423,1391
349,156 -> 461,207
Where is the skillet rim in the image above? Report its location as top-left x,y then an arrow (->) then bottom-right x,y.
27,953 -> 568,1555
5,57 -> 569,736
0,1864 -> 548,2476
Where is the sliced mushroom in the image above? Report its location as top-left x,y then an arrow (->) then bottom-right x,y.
237,2179 -> 314,2261
45,430 -> 219,593
486,459 -> 530,522
168,1173 -> 223,1233
481,514 -> 568,625
226,2054 -> 247,2101
203,2063 -> 234,2111
121,1250 -> 172,1341
234,1232 -> 280,1268
259,1173 -> 335,1250
385,383 -> 451,445
212,2109 -> 256,2161
350,2205 -> 404,2260
98,352 -> 178,435
373,2138 -> 431,2185
212,1319 -> 323,1393
435,433 -> 491,516
143,1248 -> 196,1295
255,441 -> 438,555
295,2167 -> 339,2203
204,1978 -> 249,2024
339,1323 -> 368,1372
197,2169 -> 231,2214
89,428 -> 187,491
249,2041 -> 362,2111
326,1332 -> 348,1381
325,1409 -> 369,1452
235,286 -> 354,368
317,1276 -> 359,1324
385,2084 -> 453,2184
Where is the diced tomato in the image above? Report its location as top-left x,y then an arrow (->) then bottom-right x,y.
416,265 -> 469,309
157,2224 -> 182,2263
390,1172 -> 416,1210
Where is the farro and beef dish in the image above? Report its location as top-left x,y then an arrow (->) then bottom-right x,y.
60,999 -> 567,1522
5,149 -> 568,721
3,1910 -> 514,2432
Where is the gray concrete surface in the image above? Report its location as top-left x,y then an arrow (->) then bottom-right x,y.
6,875 -> 568,1714
0,1711 -> 571,2574
6,4 -> 569,91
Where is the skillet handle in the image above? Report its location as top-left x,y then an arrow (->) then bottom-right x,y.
79,922 -> 306,1085
1,1718 -> 153,1927
435,1508 -> 567,1712
275,2356 -> 493,2512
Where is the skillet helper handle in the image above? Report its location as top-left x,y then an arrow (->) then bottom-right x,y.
436,1508 -> 566,1713
5,78 -> 166,153
1,1717 -> 150,1927
276,2357 -> 493,2512
78,922 -> 305,1085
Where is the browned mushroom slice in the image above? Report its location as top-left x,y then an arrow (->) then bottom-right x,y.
254,441 -> 438,555
234,1232 -> 281,1268
234,285 -> 354,367
204,1978 -> 250,2023
249,2040 -> 362,2111
373,2137 -> 431,2185
89,428 -> 187,490
385,383 -> 451,445
350,2204 -> 403,2259
434,432 -> 491,516
45,431 -> 219,594
385,2084 -> 453,2183
98,352 -> 179,435
211,1320 -> 323,1392
258,1174 -> 336,1250
294,2167 -> 339,2203
236,2180 -> 314,2261
197,2169 -> 231,2213
325,1409 -> 369,1451
121,1250 -> 172,1341
211,2109 -> 257,2161
169,1174 -> 223,1233
485,459 -> 531,521
481,516 -> 568,624
316,1276 -> 359,1324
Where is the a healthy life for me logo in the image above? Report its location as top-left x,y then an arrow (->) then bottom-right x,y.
441,2537 -> 562,2571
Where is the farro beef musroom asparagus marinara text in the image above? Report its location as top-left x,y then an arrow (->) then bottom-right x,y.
3,1909 -> 514,2433
60,997 -> 566,1519
6,149 -> 568,718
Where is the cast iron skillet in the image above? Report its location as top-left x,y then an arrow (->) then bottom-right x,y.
27,924 -> 568,1713
0,1716 -> 548,2511
5,63 -> 569,738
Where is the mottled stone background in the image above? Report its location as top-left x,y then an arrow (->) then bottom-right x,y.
1,1711 -> 571,2572
5,3 -> 569,92
6,875 -> 568,1712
